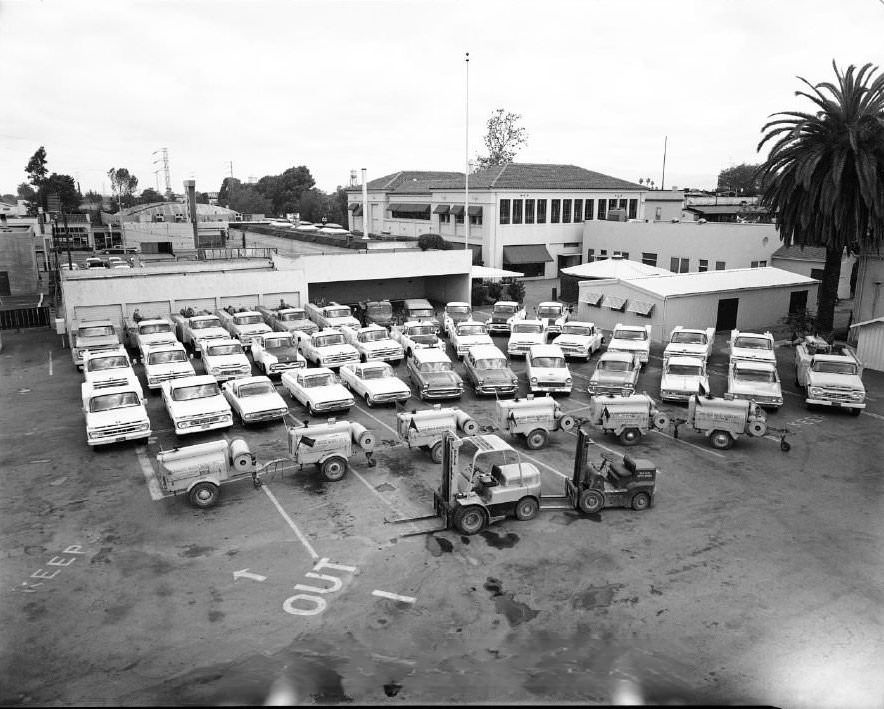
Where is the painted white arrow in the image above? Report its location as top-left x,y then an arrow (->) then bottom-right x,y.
233,569 -> 267,582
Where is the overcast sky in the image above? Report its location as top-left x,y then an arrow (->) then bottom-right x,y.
1,0 -> 882,198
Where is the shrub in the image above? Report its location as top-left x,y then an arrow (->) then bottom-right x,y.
418,233 -> 452,251
506,280 -> 526,304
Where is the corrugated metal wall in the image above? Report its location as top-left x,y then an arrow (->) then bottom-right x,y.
856,322 -> 884,372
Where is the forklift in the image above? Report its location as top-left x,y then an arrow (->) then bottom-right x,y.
387,427 -> 657,536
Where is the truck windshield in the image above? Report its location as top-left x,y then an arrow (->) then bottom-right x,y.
87,356 -> 128,371
672,331 -> 706,344
598,359 -> 630,372
314,334 -> 344,347
420,361 -> 451,373
532,356 -> 565,369
89,392 -> 141,412
278,311 -> 306,321
667,364 -> 703,376
513,323 -> 541,334
562,325 -> 591,336
409,325 -> 436,336
735,368 -> 776,383
613,329 -> 647,341
734,336 -> 771,350
303,374 -> 334,388
493,304 -> 517,314
149,350 -> 187,364
458,325 -> 487,336
265,337 -> 293,349
811,361 -> 858,375
358,330 -> 388,342
191,318 -> 221,329
447,306 -> 470,315
367,303 -> 392,316
537,306 -> 562,318
477,358 -> 507,370
327,308 -> 351,318
79,326 -> 115,337
409,308 -> 435,318
238,382 -> 276,397
361,366 -> 392,379
234,314 -> 262,325
172,384 -> 219,401
140,323 -> 171,334
207,344 -> 244,356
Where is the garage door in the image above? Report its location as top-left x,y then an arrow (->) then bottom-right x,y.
174,297 -> 217,315
125,301 -> 172,319
220,294 -> 259,309
74,304 -> 124,327
263,292 -> 301,308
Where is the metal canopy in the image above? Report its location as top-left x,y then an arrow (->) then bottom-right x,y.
502,244 -> 553,264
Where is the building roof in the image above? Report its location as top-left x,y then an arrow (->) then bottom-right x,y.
121,202 -> 239,217
850,316 -> 884,330
623,267 -> 818,298
771,244 -> 827,261
684,205 -> 770,216
644,190 -> 686,202
363,171 -> 465,192
563,258 -> 670,279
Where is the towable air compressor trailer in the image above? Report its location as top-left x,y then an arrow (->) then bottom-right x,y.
670,392 -> 790,451
396,405 -> 479,463
494,395 -> 576,450
584,393 -> 670,446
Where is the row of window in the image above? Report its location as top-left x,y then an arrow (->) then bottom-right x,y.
587,250 -> 768,272
438,213 -> 483,226
500,197 -> 638,225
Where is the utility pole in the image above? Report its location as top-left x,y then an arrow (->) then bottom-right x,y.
361,168 -> 369,240
661,136 -> 668,191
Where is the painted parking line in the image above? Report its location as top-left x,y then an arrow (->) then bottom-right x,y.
260,484 -> 320,561
649,429 -> 726,458
135,446 -> 164,500
351,402 -> 400,437
372,589 -> 416,604
861,410 -> 884,421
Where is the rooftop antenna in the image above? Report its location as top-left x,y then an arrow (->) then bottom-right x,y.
661,136 -> 668,191
153,148 -> 172,199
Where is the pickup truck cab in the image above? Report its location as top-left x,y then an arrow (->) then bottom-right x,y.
607,323 -> 652,367
202,338 -> 252,382
82,383 -> 151,447
794,335 -> 865,414
295,328 -> 360,369
82,346 -> 142,397
443,302 -> 473,339
587,351 -> 641,397
143,342 -> 196,391
391,320 -> 445,357
125,316 -> 177,357
534,301 -> 569,335
339,361 -> 412,407
727,359 -> 783,410
664,326 -> 715,361
70,319 -> 121,369
552,321 -> 604,361
340,324 -> 405,364
250,332 -> 306,376
485,301 -> 525,334
161,374 -> 233,436
358,299 -> 395,328
462,344 -> 518,397
526,344 -> 572,395
660,354 -> 709,402
729,329 -> 776,365
402,298 -> 441,332
507,319 -> 548,357
256,304 -> 318,336
450,320 -> 494,358
171,311 -> 229,357
304,301 -> 362,330
215,308 -> 272,351
281,367 -> 355,416
221,375 -> 289,424
406,347 -> 464,400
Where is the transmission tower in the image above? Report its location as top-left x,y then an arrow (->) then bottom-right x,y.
152,148 -> 172,199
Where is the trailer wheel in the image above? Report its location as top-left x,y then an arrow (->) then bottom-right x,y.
515,496 -> 539,521
525,428 -> 549,450
631,491 -> 651,511
320,456 -> 348,482
747,419 -> 767,437
618,428 -> 642,446
189,482 -> 220,508
780,439 -> 791,452
558,414 -> 576,432
579,489 -> 605,514
454,505 -> 487,535
429,441 -> 444,464
710,430 -> 734,450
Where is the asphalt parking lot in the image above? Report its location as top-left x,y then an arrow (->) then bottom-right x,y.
2,317 -> 883,708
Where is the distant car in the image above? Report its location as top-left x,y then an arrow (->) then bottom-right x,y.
449,320 -> 494,358
161,374 -> 233,436
406,347 -> 464,400
59,262 -> 80,271
221,375 -> 289,424
587,351 -> 641,397
552,321 -> 604,361
84,257 -> 106,269
507,319 -> 548,357
462,344 -> 518,397
525,344 -> 572,395
281,367 -> 354,416
339,361 -> 411,407
201,339 -> 252,382
659,355 -> 710,402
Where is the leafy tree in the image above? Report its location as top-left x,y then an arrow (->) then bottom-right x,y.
25,146 -> 48,188
41,173 -> 81,212
138,188 -> 164,204
222,179 -> 271,215
716,163 -> 764,196
757,61 -> 884,335
1,193 -> 16,204
256,165 -> 315,215
217,177 -> 240,208
417,233 -> 452,251
17,183 -> 36,201
475,108 -> 528,169
83,190 -> 105,209
195,191 -> 210,204
107,167 -> 139,211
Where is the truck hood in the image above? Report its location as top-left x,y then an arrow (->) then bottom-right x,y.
458,334 -> 494,347
194,328 -> 230,341
282,320 -> 317,333
237,324 -> 272,336
591,372 -> 634,385
205,354 -> 250,369
476,368 -> 516,385
662,373 -> 709,392
362,378 -> 411,396
235,392 -> 287,415
167,396 -> 229,417
149,362 -> 195,377
410,334 -> 440,347
731,347 -> 775,363
315,343 -> 357,357
806,371 -> 865,390
87,406 -> 149,428
361,339 -> 402,353
554,334 -> 592,347
307,384 -> 353,404
265,346 -> 302,363
608,340 -> 647,354
140,333 -> 177,348
529,366 -> 570,382
77,335 -> 119,349
730,379 -> 782,398
88,370 -> 139,388
539,316 -> 566,327
421,370 -> 462,387
327,316 -> 361,328
665,342 -> 708,358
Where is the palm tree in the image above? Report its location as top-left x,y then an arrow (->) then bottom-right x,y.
756,61 -> 884,336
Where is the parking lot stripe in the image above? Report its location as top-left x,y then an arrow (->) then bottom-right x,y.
135,446 -> 164,501
861,410 -> 884,421
260,485 -> 320,561
372,589 -> 416,604
650,429 -> 726,458
352,403 -> 399,437
349,468 -> 396,507
519,451 -> 569,480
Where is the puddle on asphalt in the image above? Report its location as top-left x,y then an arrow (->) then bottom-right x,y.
287,472 -> 328,495
571,583 -> 625,610
479,529 -> 519,548
483,577 -> 540,626
426,535 -> 453,556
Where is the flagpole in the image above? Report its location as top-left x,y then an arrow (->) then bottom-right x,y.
464,51 -> 470,252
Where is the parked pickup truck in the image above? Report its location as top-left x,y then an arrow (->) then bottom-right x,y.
729,329 -> 776,365
143,342 -> 196,391
82,346 -> 142,397
304,301 -> 361,330
727,359 -> 783,411
551,321 -> 604,361
340,324 -> 405,364
250,332 -> 306,376
124,316 -> 177,357
82,383 -> 151,447
161,374 -> 233,436
215,308 -> 272,350
794,335 -> 865,415
450,320 -> 494,358
202,338 -> 252,382
485,300 -> 525,334
402,298 -> 441,332
170,311 -> 229,357
355,299 -> 395,328
281,367 -> 355,416
391,320 -> 445,358
607,324 -> 652,367
295,328 -> 360,369
70,319 -> 121,369
663,326 -> 716,361
442,301 -> 473,339
507,319 -> 548,357
659,354 -> 709,402
255,304 -> 318,336
587,351 -> 641,397
534,301 -> 570,336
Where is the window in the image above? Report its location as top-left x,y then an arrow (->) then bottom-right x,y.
519,262 -> 546,277
655,207 -> 662,220
641,252 -> 657,267
698,259 -> 708,272
715,261 -> 726,270
584,200 -> 594,221
789,290 -> 808,314
613,251 -> 629,260
599,249 -> 607,258
563,242 -> 580,248
499,199 -> 511,225
573,199 -> 583,222
525,199 -> 535,224
551,199 -> 561,223
609,199 -> 619,211
536,199 -> 547,224
587,248 -> 595,262
439,213 -> 450,224
562,199 -> 572,223
512,199 -> 523,224
598,200 -> 607,220
391,207 -> 430,220
470,213 -> 482,226
670,257 -> 690,273
628,199 -> 638,219
751,260 -> 767,268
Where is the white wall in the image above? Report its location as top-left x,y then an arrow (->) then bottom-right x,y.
771,254 -> 854,301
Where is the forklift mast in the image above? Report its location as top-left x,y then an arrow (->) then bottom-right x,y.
441,430 -> 457,507
572,427 -> 592,487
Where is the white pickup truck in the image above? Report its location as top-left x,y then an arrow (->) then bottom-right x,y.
255,304 -> 318,336
161,374 -> 233,436
250,332 -> 306,376
201,338 -> 252,382
82,383 -> 151,447
391,321 -> 444,358
551,321 -> 604,361
295,328 -> 360,369
143,342 -> 196,391
82,346 -> 143,397
729,329 -> 776,365
340,324 -> 405,364
534,301 -> 570,336
660,354 -> 710,402
607,323 -> 652,367
170,311 -> 229,357
794,335 -> 865,415
70,319 -> 121,369
304,301 -> 361,330
215,308 -> 272,350
124,316 -> 177,357
664,326 -> 716,361
281,367 -> 355,416
485,300 -> 526,334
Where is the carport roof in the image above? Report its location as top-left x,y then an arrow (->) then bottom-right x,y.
624,267 -> 818,298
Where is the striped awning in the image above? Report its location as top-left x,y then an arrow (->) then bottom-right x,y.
389,203 -> 431,213
626,299 -> 655,316
583,291 -> 604,306
433,204 -> 450,214
449,205 -> 465,217
602,295 -> 627,311
502,244 -> 553,264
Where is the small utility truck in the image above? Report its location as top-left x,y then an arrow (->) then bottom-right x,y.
396,405 -> 479,463
494,395 -> 576,450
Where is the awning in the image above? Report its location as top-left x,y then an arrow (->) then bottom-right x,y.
347,203 -> 359,211
388,203 -> 430,213
472,265 -> 524,280
602,295 -> 627,311
352,205 -> 363,216
583,291 -> 604,306
626,299 -> 655,316
433,204 -> 450,214
468,206 -> 483,216
502,244 -> 553,264
449,205 -> 465,217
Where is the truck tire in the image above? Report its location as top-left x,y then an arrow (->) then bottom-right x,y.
454,505 -> 487,535
631,491 -> 651,511
189,482 -> 220,508
579,489 -> 605,514
849,408 -> 862,417
364,393 -> 374,408
710,430 -> 734,450
618,428 -> 642,446
525,428 -> 548,450
320,456 -> 348,482
515,496 -> 539,521
429,441 -> 444,464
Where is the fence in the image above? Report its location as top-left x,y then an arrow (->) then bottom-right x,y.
0,305 -> 51,330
